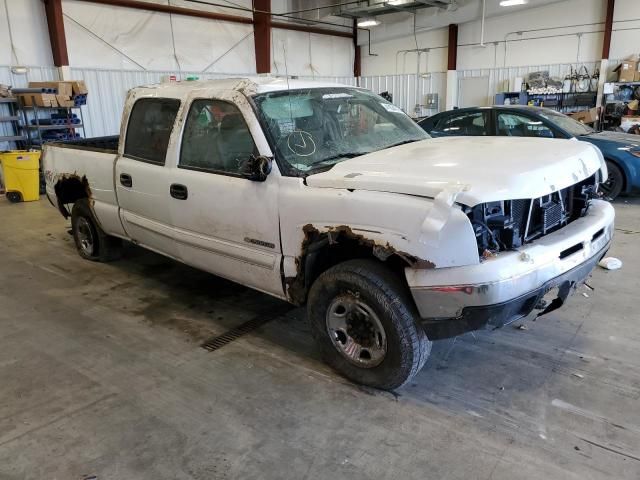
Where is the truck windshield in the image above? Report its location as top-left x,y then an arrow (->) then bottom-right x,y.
253,88 -> 429,176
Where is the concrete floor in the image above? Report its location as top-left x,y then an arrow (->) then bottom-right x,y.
0,197 -> 639,480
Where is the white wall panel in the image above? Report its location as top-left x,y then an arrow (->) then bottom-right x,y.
361,28 -> 448,76
62,0 -> 256,73
360,0 -> 640,76
0,0 -> 53,66
271,29 -> 353,77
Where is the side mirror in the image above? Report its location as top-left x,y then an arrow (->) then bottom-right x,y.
241,155 -> 272,182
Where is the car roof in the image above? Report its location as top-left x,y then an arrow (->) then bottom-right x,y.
436,105 -> 555,114
129,77 -> 361,101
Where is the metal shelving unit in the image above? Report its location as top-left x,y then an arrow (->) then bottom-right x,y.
525,92 -> 597,111
600,81 -> 640,131
16,96 -> 86,148
0,98 -> 27,146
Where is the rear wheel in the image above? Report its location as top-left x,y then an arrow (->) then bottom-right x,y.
308,259 -> 431,390
601,160 -> 624,200
71,199 -> 122,262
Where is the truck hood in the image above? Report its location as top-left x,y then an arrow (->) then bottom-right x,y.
305,136 -> 603,206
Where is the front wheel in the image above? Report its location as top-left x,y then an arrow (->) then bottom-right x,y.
308,259 -> 431,390
601,160 -> 624,200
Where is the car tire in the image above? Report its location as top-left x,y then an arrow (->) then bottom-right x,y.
307,259 -> 431,390
601,160 -> 624,200
71,199 -> 122,262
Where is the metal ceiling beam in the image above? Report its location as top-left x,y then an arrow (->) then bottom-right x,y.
334,0 -> 452,18
75,0 -> 254,25
77,0 -> 354,40
271,21 -> 354,38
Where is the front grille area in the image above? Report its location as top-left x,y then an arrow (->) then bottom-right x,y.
466,173 -> 600,255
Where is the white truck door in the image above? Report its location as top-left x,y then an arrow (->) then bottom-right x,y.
167,96 -> 284,298
115,97 -> 181,259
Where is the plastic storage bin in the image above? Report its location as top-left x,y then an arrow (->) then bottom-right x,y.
0,150 -> 41,202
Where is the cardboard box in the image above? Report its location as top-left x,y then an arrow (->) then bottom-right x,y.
18,93 -> 58,107
614,61 -> 638,82
570,107 -> 599,124
28,81 -> 88,96
56,95 -> 75,107
70,81 -> 88,95
621,115 -> 640,132
28,81 -> 73,97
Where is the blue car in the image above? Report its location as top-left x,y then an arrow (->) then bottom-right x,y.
418,106 -> 640,199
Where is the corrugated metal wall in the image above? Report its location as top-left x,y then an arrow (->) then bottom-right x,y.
1,60 -> 621,142
359,73 -> 447,117
69,68 -> 252,137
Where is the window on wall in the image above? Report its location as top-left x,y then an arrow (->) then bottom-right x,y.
179,99 -> 257,174
124,98 -> 180,164
496,112 -> 554,138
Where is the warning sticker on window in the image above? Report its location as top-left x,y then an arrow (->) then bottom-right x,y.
380,102 -> 403,113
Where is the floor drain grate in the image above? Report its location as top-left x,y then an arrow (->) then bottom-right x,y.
201,305 -> 291,352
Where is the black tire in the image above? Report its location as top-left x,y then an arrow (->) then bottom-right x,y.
601,160 -> 624,200
307,259 -> 431,390
71,199 -> 122,262
6,191 -> 22,203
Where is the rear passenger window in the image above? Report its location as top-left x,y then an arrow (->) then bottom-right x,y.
437,111 -> 489,136
124,98 -> 180,164
179,99 -> 257,174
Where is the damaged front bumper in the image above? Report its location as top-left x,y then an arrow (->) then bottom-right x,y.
406,200 -> 614,339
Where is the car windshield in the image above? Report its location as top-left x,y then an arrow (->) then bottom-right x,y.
252,87 -> 429,176
538,110 -> 594,137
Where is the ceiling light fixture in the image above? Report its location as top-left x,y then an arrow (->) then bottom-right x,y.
357,18 -> 381,27
500,0 -> 528,6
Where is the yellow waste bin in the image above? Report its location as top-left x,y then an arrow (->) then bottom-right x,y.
0,150 -> 41,203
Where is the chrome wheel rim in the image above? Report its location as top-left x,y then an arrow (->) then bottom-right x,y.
77,217 -> 95,256
326,294 -> 387,368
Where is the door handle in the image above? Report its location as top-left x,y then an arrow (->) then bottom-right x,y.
170,183 -> 188,200
120,173 -> 132,188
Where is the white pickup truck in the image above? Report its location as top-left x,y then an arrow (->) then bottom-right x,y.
43,78 -> 614,390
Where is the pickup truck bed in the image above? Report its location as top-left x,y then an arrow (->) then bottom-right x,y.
51,135 -> 119,153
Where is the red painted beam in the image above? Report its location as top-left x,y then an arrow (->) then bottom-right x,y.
43,0 -> 69,66
602,0 -> 615,59
271,21 -> 353,39
447,24 -> 458,70
253,0 -> 271,74
353,19 -> 361,77
76,0 -> 254,25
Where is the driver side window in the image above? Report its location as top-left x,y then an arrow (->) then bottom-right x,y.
180,99 -> 257,174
